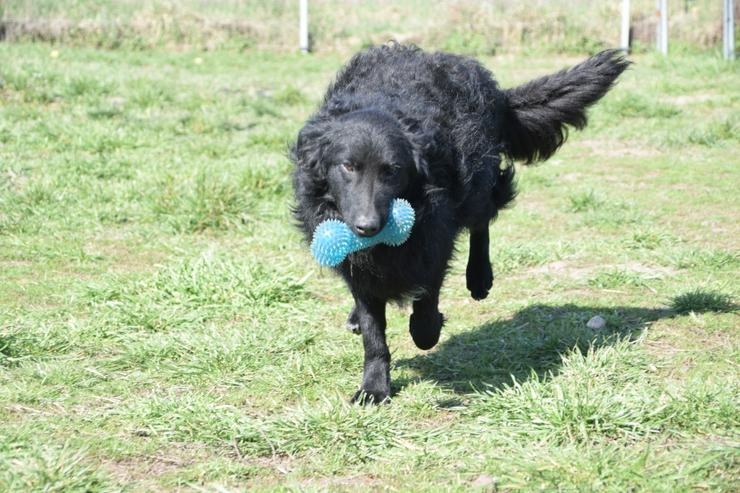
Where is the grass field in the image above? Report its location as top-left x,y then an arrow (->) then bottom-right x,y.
0,41 -> 739,491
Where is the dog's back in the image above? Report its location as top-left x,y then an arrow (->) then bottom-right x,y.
318,44 -> 629,228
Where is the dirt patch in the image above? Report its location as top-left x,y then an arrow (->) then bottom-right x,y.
621,261 -> 677,276
663,93 -> 718,106
100,442 -> 209,483
528,260 -> 676,280
559,172 -> 585,183
0,259 -> 34,268
528,260 -> 593,279
298,474 -> 383,489
83,226 -> 168,273
577,139 -> 660,158
1,168 -> 29,191
644,322 -> 739,382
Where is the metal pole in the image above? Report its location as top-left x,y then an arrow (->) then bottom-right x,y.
724,0 -> 735,60
299,0 -> 309,53
621,0 -> 631,53
656,0 -> 668,55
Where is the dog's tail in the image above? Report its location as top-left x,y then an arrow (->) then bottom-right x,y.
501,49 -> 630,164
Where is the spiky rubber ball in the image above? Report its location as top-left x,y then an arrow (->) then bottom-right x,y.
310,198 -> 415,267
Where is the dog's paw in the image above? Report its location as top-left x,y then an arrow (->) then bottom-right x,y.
346,306 -> 361,334
351,388 -> 391,405
466,261 -> 494,300
409,311 -> 444,350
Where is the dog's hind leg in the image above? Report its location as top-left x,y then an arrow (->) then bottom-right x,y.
466,227 -> 494,300
409,283 -> 445,350
352,295 -> 391,404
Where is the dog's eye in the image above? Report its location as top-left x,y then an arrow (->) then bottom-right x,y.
342,162 -> 356,173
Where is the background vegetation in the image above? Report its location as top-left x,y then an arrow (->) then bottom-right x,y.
1,0 -> 738,491
2,0 -> 738,55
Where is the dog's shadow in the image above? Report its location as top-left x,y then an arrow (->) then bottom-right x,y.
394,303 -> 675,397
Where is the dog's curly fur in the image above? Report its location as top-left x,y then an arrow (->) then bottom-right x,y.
292,43 -> 629,403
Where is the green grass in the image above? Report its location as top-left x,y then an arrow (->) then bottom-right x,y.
0,42 -> 739,492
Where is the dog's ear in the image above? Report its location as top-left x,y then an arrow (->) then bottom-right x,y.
292,119 -> 333,179
398,116 -> 435,180
291,118 -> 338,234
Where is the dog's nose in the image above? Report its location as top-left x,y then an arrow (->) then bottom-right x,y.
354,218 -> 380,237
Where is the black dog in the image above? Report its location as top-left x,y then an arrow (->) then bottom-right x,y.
291,44 -> 629,403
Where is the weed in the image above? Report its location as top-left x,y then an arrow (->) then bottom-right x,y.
606,93 -> 682,119
670,289 -> 736,314
567,190 -> 603,212
673,249 -> 740,270
626,230 -> 679,250
589,269 -> 652,289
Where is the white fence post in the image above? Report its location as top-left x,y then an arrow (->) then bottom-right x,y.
621,0 -> 631,52
724,0 -> 735,60
299,0 -> 309,53
656,0 -> 668,54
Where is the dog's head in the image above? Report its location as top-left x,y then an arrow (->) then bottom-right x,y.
294,108 -> 428,237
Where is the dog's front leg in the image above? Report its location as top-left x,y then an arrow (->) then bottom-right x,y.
351,295 -> 390,404
466,226 -> 494,300
409,284 -> 444,350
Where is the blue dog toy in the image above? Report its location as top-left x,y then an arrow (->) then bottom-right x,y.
311,198 -> 415,267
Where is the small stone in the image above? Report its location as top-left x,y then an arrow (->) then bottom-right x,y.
587,315 -> 607,329
471,474 -> 494,487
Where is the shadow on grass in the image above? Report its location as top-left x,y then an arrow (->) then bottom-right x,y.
394,302 -> 686,395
